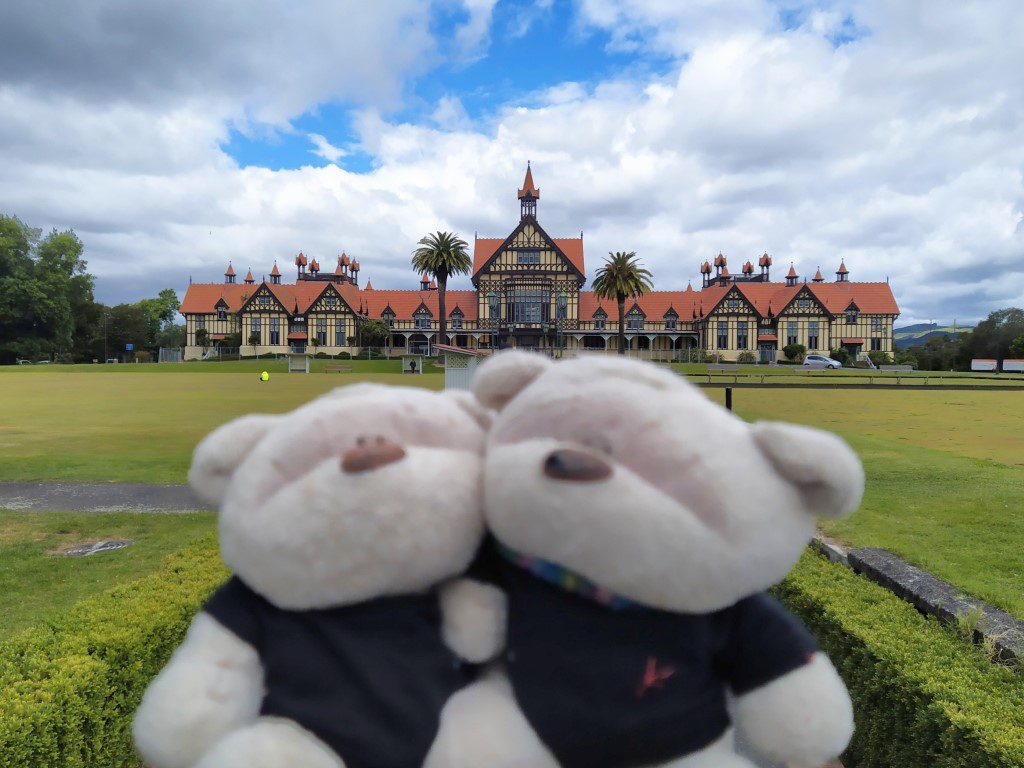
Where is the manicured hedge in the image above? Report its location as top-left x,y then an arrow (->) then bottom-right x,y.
0,536 -> 227,767
775,550 -> 1024,768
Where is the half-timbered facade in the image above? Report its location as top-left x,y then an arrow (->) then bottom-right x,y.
179,166 -> 899,361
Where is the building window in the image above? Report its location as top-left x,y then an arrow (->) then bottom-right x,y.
787,321 -> 798,346
594,314 -> 606,330
795,298 -> 812,310
846,310 -> 858,325
217,309 -> 227,321
725,298 -> 741,310
665,315 -> 677,331
270,317 -> 280,345
717,321 -> 728,349
250,317 -> 260,343
871,316 -> 883,333
196,315 -> 206,328
487,292 -> 501,320
737,320 -> 748,349
383,311 -> 394,328
808,320 -> 819,350
450,312 -> 463,329
335,318 -> 345,346
871,338 -> 882,351
627,313 -> 644,331
510,289 -> 545,323
555,293 -> 567,321
414,312 -> 431,330
315,318 -> 327,345
517,249 -> 540,265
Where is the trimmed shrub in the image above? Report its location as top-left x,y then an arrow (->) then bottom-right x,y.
868,350 -> 893,366
337,351 -> 351,360
775,551 -> 1024,768
736,350 -> 758,364
782,343 -> 806,362
0,536 -> 228,767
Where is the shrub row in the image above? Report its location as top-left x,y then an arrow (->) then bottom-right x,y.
775,550 -> 1024,768
0,536 -> 227,767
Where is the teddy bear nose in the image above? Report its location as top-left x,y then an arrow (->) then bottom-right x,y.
341,439 -> 407,474
543,448 -> 612,482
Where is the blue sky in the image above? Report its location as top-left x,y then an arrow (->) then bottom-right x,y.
1,0 -> 1021,325
222,1 -> 675,173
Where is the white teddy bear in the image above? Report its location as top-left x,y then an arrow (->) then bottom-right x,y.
133,383 -> 505,768
463,351 -> 862,768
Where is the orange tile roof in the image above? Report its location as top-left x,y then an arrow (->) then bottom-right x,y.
580,291 -> 700,320
270,262 -> 281,277
517,164 -> 539,199
472,236 -> 584,276
786,264 -> 798,278
363,289 -> 479,321
758,253 -> 772,267
180,283 -> 251,313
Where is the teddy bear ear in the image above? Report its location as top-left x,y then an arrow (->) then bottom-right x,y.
751,421 -> 864,518
472,350 -> 552,411
188,414 -> 280,507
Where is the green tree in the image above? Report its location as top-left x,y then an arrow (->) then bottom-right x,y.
137,289 -> 180,348
592,251 -> 653,355
37,229 -> 95,359
1010,334 -> 1024,358
783,343 -> 807,362
962,308 -> 1024,365
829,347 -> 853,366
248,332 -> 261,355
411,231 -> 471,354
868,350 -> 893,367
106,304 -> 151,359
195,327 -> 210,351
360,318 -> 390,348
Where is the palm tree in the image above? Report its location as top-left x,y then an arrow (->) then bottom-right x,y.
592,251 -> 653,355
411,231 -> 471,356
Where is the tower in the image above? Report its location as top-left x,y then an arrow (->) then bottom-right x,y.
518,162 -> 539,220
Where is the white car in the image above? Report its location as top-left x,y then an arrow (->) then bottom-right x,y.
803,354 -> 843,369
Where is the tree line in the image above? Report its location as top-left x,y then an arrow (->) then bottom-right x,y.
894,308 -> 1024,371
0,215 -> 184,364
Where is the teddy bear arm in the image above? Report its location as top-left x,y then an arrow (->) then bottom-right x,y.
439,577 -> 508,663
732,652 -> 853,767
133,611 -> 265,768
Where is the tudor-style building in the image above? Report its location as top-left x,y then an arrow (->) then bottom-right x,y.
179,166 -> 899,361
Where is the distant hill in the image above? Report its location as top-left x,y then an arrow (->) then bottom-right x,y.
894,322 -> 974,349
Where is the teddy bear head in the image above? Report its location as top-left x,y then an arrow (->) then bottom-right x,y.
188,383 -> 490,610
473,352 -> 863,613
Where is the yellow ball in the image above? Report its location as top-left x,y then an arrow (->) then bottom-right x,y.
260,371 -> 269,382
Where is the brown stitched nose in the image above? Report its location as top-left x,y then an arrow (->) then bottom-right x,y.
341,439 -> 407,474
543,448 -> 612,482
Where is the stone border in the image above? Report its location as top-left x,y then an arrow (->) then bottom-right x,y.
811,536 -> 1024,665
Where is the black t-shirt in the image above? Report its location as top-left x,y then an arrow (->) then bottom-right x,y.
498,557 -> 818,768
203,577 -> 470,768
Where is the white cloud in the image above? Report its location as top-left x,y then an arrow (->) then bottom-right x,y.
308,134 -> 347,164
0,0 -> 1022,326
452,0 -> 500,62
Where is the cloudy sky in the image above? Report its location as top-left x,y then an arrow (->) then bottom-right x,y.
2,0 -> 1022,325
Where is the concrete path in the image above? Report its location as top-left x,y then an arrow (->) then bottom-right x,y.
0,481 -> 209,512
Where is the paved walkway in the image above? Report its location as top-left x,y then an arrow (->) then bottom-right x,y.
0,481 -> 208,512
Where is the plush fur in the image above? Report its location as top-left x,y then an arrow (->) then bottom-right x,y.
471,351 -> 862,768
135,384 -> 499,768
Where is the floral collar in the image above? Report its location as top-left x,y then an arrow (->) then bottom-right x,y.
497,541 -> 641,610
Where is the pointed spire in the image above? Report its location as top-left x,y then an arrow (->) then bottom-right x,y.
813,267 -> 824,282
786,264 -> 798,278
244,268 -> 254,283
295,252 -> 307,267
365,280 -> 374,290
700,261 -> 712,274
335,258 -> 345,276
351,260 -> 359,272
270,261 -> 281,277
685,281 -> 693,292
518,161 -> 540,199
225,261 -> 235,276
340,252 -> 350,266
837,260 -> 849,274
742,260 -> 754,275
714,252 -> 727,267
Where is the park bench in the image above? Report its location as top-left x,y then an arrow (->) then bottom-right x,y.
325,365 -> 354,373
706,364 -> 740,371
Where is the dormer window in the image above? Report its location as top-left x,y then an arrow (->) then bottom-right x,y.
217,309 -> 227,321
414,310 -> 431,330
593,309 -> 607,331
450,310 -> 463,330
627,311 -> 645,331
846,309 -> 858,325
664,314 -> 677,331
382,310 -> 395,328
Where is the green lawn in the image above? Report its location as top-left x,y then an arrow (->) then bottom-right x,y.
2,363 -> 1022,620
0,510 -> 216,638
709,387 -> 1024,619
0,367 -> 442,483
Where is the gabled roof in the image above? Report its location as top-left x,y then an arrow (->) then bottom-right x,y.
362,289 -> 479,322
472,228 -> 585,277
580,291 -> 701,321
